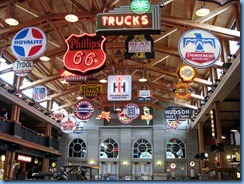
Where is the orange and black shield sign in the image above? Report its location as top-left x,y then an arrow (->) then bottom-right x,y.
63,33 -> 106,74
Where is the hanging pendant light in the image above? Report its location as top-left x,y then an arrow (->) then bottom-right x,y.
5,2 -> 19,26
196,2 -> 210,17
65,0 -> 78,23
139,65 -> 147,82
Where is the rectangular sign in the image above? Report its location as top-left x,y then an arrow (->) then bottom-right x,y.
137,90 -> 153,101
107,75 -> 131,101
96,5 -> 160,35
164,106 -> 193,120
17,155 -> 32,162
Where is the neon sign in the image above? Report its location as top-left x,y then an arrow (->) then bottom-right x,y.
17,155 -> 32,162
96,5 -> 161,35
63,33 -> 106,74
130,0 -> 151,14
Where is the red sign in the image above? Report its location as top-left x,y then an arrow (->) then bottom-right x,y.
63,33 -> 106,74
17,155 -> 32,162
59,70 -> 87,82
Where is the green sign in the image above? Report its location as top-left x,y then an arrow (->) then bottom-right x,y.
130,0 -> 151,14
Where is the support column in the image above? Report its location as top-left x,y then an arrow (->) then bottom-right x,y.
3,150 -> 15,180
213,101 -> 224,167
10,104 -> 20,123
42,158 -> 49,172
197,122 -> 205,173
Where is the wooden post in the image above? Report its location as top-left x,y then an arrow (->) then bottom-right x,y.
197,122 -> 205,173
213,101 -> 225,168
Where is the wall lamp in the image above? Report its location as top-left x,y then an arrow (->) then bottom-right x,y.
123,161 -> 127,166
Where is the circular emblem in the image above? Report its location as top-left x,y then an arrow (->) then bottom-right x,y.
60,115 -> 77,134
123,103 -> 140,119
13,59 -> 33,77
74,100 -> 94,120
179,65 -> 195,81
32,85 -> 47,102
11,27 -> 47,60
130,0 -> 151,14
52,110 -> 65,121
178,29 -> 221,68
118,111 -> 133,124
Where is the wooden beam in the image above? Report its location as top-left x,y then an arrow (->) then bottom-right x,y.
19,74 -> 61,91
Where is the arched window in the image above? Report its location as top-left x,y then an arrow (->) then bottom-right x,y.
166,138 -> 185,158
133,138 -> 152,159
69,138 -> 86,158
100,138 -> 119,158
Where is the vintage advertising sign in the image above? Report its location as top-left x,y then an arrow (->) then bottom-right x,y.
125,34 -> 154,59
13,59 -> 33,77
74,100 -> 94,120
63,33 -> 106,74
107,75 -> 132,101
123,103 -> 140,119
59,115 -> 77,134
59,70 -> 87,82
73,121 -> 84,134
32,85 -> 48,102
80,78 -> 103,99
96,5 -> 160,35
11,27 -> 47,60
141,106 -> 153,125
130,0 -> 151,14
96,111 -> 111,122
178,29 -> 221,68
173,82 -> 192,100
164,106 -> 193,120
179,65 -> 195,81
52,110 -> 65,121
137,90 -> 152,101
118,110 -> 133,124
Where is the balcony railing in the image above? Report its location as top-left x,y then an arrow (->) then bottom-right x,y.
0,117 -> 59,151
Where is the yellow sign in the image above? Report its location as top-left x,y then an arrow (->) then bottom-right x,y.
80,84 -> 103,99
179,65 -> 195,81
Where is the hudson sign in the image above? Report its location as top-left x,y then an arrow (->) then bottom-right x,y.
96,5 -> 161,35
164,106 -> 193,121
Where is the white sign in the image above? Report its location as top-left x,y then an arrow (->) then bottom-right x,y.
32,85 -> 47,102
107,75 -> 132,101
128,41 -> 151,53
137,90 -> 152,101
11,27 -> 47,60
13,59 -> 33,77
123,103 -> 140,119
60,115 -> 77,134
178,29 -> 221,68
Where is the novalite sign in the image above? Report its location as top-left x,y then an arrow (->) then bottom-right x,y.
96,5 -> 161,35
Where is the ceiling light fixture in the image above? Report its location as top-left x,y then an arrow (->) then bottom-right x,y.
5,2 -> 19,26
65,0 -> 78,23
196,2 -> 210,17
40,55 -> 50,61
139,65 -> 147,82
99,78 -> 107,83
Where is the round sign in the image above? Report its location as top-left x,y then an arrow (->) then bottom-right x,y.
123,103 -> 140,119
130,0 -> 151,14
11,27 -> 47,60
32,85 -> 48,102
179,65 -> 195,81
178,29 -> 221,68
52,110 -> 65,121
13,59 -> 33,77
74,100 -> 94,120
59,115 -> 77,134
